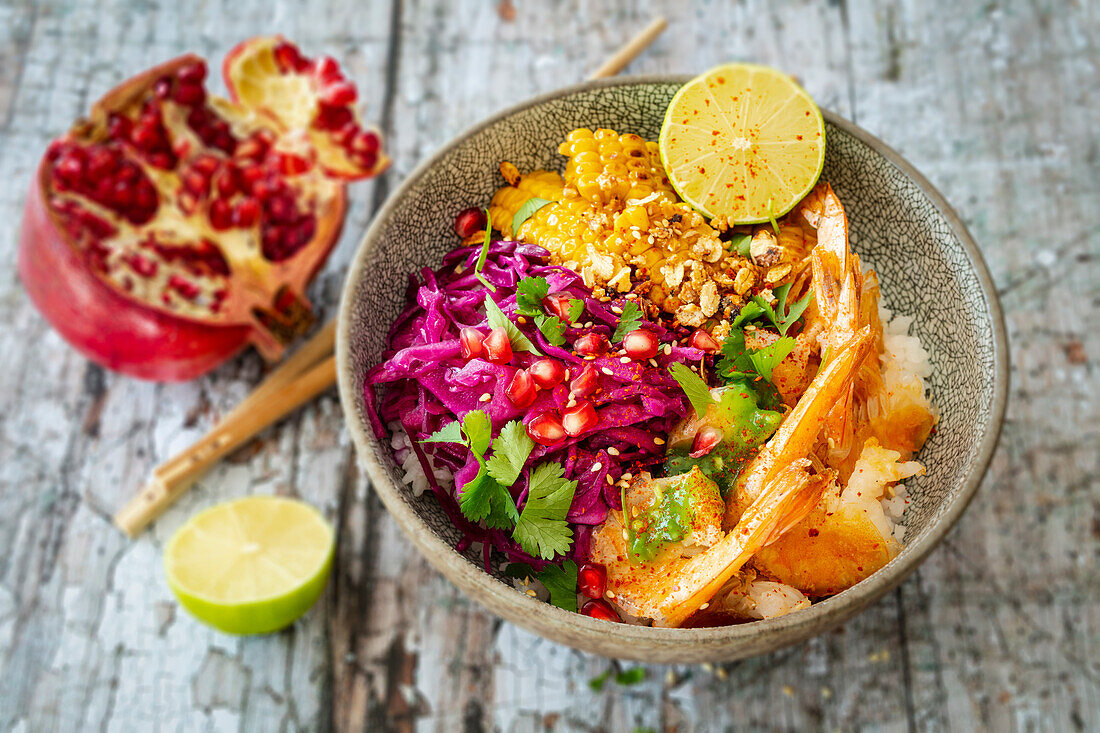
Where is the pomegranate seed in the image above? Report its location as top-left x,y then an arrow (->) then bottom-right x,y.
577,564 -> 607,599
168,274 -> 200,300
506,369 -> 537,410
107,114 -> 132,139
574,333 -> 607,357
213,169 -> 238,198
689,329 -> 720,353
173,82 -> 205,106
453,207 -> 487,239
232,199 -> 260,227
690,426 -> 724,458
209,199 -> 233,230
153,77 -> 172,99
562,400 -> 598,437
314,104 -> 352,131
459,327 -> 484,360
355,130 -> 379,154
183,169 -> 209,197
569,365 -> 599,397
192,155 -> 220,176
128,255 -> 157,278
484,327 -> 513,364
332,123 -> 358,146
87,148 -> 119,178
622,329 -> 659,360
321,81 -> 358,106
131,120 -> 161,150
527,413 -> 566,446
147,152 -> 175,169
54,155 -> 85,184
176,61 -> 207,85
528,359 -> 566,389
111,180 -> 135,207
312,56 -> 341,81
273,42 -> 306,73
235,135 -> 269,161
581,599 -> 620,622
543,293 -> 573,320
267,194 -> 296,223
276,152 -> 311,176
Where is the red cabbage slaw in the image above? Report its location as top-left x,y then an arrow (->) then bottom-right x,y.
365,242 -> 704,569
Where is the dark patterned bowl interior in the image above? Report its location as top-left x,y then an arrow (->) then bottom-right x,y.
336,77 -> 1008,662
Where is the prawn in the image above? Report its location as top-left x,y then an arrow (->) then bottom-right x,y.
588,328 -> 873,628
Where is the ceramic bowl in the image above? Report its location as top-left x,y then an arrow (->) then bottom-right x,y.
336,76 -> 1008,663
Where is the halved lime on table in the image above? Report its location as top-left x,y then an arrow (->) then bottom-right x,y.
659,63 -> 826,225
165,496 -> 335,635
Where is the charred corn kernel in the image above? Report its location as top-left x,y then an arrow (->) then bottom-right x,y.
488,169 -> 566,237
499,161 -> 521,186
614,205 -> 649,232
559,128 -> 675,206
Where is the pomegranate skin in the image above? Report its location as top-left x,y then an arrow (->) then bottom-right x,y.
18,173 -> 252,381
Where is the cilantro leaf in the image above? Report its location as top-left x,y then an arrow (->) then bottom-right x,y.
421,420 -> 463,444
567,298 -> 585,324
668,362 -> 715,417
513,462 -> 577,560
748,283 -> 813,336
615,667 -> 647,685
474,210 -> 496,292
461,410 -> 493,456
717,328 -> 754,381
536,315 -> 566,346
747,336 -> 797,381
511,196 -> 552,237
534,560 -> 578,613
732,301 -> 766,328
514,276 -> 549,316
611,301 -> 643,342
484,294 -> 541,355
485,420 -> 534,486
458,466 -> 518,529
728,232 -> 752,257
589,670 -> 612,692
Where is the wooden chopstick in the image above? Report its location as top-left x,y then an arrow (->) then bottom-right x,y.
589,17 -> 668,79
112,16 -> 668,537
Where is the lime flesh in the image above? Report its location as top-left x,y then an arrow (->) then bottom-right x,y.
659,63 -> 826,225
164,496 -> 335,635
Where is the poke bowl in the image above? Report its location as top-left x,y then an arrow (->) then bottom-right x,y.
336,74 -> 1008,662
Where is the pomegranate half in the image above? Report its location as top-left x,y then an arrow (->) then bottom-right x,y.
18,38 -> 387,381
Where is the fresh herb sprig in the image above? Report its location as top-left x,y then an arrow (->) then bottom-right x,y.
473,209 -> 496,292
611,301 -> 643,342
514,276 -> 566,346
422,411 -> 575,560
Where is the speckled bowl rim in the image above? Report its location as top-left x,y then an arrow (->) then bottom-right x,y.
336,75 -> 1009,661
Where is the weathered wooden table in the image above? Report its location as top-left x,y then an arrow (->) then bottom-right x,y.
1,0 -> 1096,730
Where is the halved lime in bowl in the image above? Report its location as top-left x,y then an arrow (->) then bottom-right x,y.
165,496 -> 335,635
659,63 -> 825,225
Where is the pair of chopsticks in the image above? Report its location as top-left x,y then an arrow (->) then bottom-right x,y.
113,16 -> 669,537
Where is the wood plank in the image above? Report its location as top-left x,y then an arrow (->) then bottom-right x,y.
0,0 -> 1095,730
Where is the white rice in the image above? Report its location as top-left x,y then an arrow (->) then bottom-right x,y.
389,421 -> 454,497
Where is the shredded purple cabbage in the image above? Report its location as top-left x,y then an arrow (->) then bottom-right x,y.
365,242 -> 703,568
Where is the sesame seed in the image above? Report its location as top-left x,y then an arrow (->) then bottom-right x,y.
563,369 -> 570,380
525,589 -> 538,597
454,264 -> 466,274
700,602 -> 709,610
662,344 -> 672,355
599,296 -> 611,302
584,354 -> 596,360
716,667 -> 728,680
591,462 -> 602,473
479,393 -> 492,402
620,356 -> 631,364
606,475 -> 615,485
607,447 -> 620,456
625,292 -> 637,299
622,472 -> 633,480
654,437 -> 665,445
648,358 -> 658,368
601,367 -> 614,375
606,590 -> 616,600
517,316 -> 527,325
567,397 -> 576,408
584,321 -> 594,328
611,305 -> 623,314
